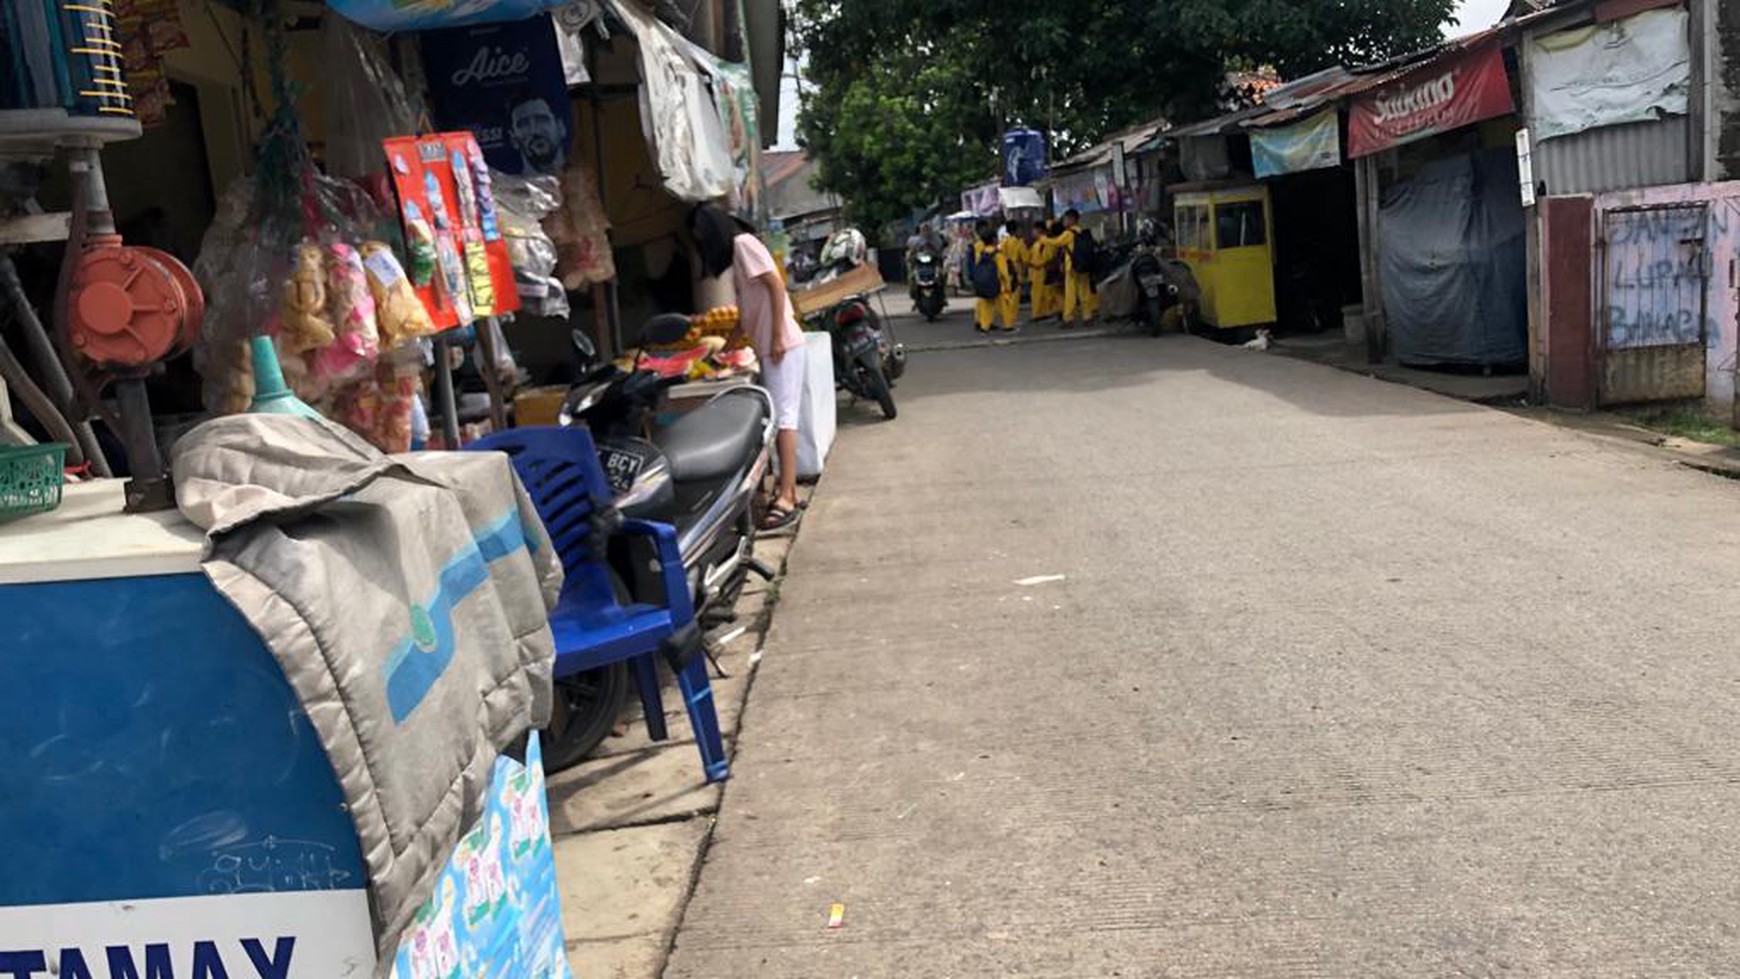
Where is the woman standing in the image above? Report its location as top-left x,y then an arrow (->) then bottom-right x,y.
690,205 -> 807,531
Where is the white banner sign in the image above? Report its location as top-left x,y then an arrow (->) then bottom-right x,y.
1528,7 -> 1690,142
0,891 -> 375,978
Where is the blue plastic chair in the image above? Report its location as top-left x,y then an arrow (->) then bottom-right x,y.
467,426 -> 728,783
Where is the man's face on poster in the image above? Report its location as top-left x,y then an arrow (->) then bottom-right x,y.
510,98 -> 566,175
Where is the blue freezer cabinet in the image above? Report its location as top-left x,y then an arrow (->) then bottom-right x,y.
0,480 -> 570,978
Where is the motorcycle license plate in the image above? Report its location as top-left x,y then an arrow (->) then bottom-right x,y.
846,326 -> 877,356
1139,275 -> 1165,298
600,445 -> 649,496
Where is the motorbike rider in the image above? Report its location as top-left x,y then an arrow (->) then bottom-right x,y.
690,205 -> 807,531
906,222 -> 943,306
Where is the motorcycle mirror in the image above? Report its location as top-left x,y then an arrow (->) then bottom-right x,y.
571,328 -> 598,365
641,312 -> 695,348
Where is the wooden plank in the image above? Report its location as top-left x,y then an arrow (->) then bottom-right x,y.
790,264 -> 885,319
1542,196 -> 1597,410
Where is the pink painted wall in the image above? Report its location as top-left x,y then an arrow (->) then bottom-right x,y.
1595,181 -> 1740,407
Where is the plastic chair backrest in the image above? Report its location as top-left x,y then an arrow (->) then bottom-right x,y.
467,427 -> 618,604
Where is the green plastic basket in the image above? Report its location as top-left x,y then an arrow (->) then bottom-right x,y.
0,443 -> 67,523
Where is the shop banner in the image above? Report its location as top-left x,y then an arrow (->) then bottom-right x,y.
1002,128 -> 1048,186
1527,7 -> 1690,142
1050,167 -> 1115,214
1250,109 -> 1342,179
1349,41 -> 1514,158
421,16 -> 572,178
328,0 -> 567,33
962,181 -> 1000,217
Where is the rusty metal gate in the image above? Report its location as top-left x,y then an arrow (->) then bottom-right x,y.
1598,202 -> 1711,405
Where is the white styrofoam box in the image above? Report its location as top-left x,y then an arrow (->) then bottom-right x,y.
796,331 -> 836,479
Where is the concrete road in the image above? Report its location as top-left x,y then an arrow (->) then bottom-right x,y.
667,330 -> 1740,977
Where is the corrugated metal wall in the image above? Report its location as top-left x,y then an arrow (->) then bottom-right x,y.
1535,118 -> 1692,196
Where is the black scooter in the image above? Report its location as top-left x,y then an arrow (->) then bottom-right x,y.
912,249 -> 947,320
562,316 -> 777,629
824,294 -> 902,420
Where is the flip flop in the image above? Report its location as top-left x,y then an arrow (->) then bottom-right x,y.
761,503 -> 800,531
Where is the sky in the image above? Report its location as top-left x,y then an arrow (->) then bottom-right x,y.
771,0 -> 1515,150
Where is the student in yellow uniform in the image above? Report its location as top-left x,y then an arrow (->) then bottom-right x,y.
998,220 -> 1028,326
1029,221 -> 1061,320
969,223 -> 1006,334
1058,209 -> 1099,327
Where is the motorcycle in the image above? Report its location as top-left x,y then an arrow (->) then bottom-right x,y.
823,295 -> 902,420
911,249 -> 947,321
546,316 -> 777,765
1099,225 -> 1191,337
1127,242 -> 1180,337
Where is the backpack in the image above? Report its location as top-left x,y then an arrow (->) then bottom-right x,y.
969,248 -> 1002,300
1072,229 -> 1104,279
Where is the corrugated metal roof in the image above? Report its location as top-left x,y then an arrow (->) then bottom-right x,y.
1051,117 -> 1169,173
1534,116 -> 1691,195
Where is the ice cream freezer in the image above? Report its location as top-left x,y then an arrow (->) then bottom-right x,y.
0,480 -> 570,978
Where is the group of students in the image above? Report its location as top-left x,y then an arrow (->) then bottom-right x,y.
967,209 -> 1100,334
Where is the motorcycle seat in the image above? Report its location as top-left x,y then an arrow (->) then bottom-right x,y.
657,390 -> 769,484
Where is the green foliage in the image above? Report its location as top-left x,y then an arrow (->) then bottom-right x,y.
793,0 -> 1456,231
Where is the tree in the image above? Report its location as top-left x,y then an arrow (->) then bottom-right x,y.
793,0 -> 1456,231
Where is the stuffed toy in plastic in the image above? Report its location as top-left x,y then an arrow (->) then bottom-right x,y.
279,242 -> 337,353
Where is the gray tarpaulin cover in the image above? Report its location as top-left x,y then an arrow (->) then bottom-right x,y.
173,414 -> 561,972
1378,147 -> 1528,366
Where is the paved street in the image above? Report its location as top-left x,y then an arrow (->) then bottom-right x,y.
666,327 -> 1740,976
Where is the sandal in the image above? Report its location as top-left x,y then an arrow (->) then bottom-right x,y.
761,503 -> 801,531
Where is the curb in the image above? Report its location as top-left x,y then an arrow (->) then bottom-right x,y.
905,324 -> 1141,352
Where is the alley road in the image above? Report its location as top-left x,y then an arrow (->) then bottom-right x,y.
667,329 -> 1740,977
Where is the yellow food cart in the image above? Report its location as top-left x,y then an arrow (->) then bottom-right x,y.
1174,184 -> 1277,332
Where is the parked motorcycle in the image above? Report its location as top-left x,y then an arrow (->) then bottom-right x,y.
823,295 -> 902,419
545,317 -> 777,764
912,249 -> 948,321
1127,242 -> 1180,337
1100,226 -> 1193,337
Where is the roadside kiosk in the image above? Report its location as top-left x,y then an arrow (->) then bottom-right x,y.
1174,184 -> 1278,333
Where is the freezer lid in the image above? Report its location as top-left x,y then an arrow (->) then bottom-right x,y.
0,479 -> 203,585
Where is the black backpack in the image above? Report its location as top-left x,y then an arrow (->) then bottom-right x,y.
969,248 -> 1002,299
1072,229 -> 1104,279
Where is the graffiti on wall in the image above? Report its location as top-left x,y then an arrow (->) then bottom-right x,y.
1604,203 -> 1714,350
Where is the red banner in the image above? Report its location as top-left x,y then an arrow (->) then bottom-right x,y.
1349,42 -> 1515,158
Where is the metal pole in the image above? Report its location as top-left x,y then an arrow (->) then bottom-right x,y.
474,316 -> 510,431
115,379 -> 171,512
432,334 -> 461,448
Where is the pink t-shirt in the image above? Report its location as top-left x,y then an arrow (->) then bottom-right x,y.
733,234 -> 805,358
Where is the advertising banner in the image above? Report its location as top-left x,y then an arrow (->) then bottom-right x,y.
1349,42 -> 1514,158
1250,109 -> 1342,179
328,0 -> 566,33
421,16 -> 572,177
1527,7 -> 1690,142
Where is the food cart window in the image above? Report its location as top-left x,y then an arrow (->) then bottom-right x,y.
1176,205 -> 1209,249
1215,201 -> 1267,248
